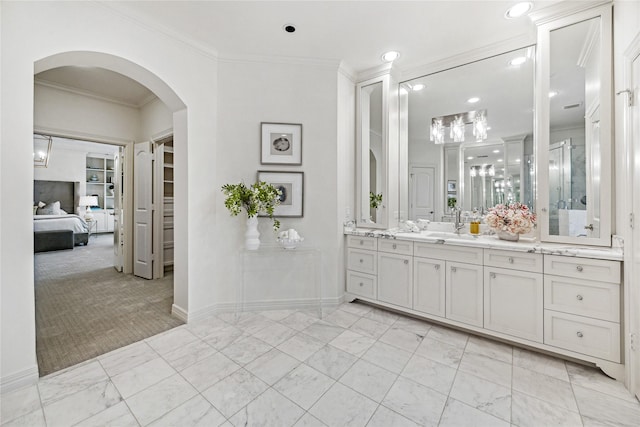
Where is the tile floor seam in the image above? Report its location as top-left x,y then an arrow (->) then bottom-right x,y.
566,369 -> 587,427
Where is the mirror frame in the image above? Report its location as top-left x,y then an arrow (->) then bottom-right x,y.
536,4 -> 613,246
356,73 -> 397,229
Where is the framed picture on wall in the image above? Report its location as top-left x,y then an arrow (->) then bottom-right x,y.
257,171 -> 304,217
447,180 -> 457,193
261,122 -> 302,165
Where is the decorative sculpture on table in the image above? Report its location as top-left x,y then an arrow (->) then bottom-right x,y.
222,181 -> 281,250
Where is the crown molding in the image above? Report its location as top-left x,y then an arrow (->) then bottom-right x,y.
529,0 -> 611,25
355,63 -> 394,83
338,61 -> 357,83
397,33 -> 535,83
33,126 -> 132,146
34,78 -> 156,109
96,1 -> 219,61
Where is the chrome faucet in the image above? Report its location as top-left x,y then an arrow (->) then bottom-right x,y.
454,208 -> 465,234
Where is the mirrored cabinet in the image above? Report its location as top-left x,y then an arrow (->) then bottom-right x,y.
536,4 -> 613,246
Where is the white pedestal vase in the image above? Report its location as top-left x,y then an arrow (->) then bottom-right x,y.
245,217 -> 260,250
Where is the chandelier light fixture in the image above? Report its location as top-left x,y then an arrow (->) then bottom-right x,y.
473,111 -> 488,142
450,116 -> 465,143
430,118 -> 445,144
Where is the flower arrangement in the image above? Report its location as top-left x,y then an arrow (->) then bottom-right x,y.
485,202 -> 536,235
221,181 -> 281,230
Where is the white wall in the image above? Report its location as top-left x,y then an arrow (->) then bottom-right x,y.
33,144 -> 86,206
213,58 -> 342,307
1,0 -> 217,391
139,98 -> 173,141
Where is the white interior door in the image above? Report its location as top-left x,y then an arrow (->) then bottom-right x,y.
630,52 -> 640,401
113,146 -> 124,272
410,166 -> 435,220
134,141 -> 153,279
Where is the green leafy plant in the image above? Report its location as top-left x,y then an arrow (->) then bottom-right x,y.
222,181 -> 281,230
447,197 -> 457,209
370,192 -> 383,209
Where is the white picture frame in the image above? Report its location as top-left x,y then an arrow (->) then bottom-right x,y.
257,171 -> 304,217
261,122 -> 302,165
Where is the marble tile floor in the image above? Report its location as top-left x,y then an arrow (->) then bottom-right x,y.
2,301 -> 639,427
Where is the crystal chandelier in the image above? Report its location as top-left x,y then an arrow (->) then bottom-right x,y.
430,118 -> 445,144
450,116 -> 465,143
473,111 -> 488,142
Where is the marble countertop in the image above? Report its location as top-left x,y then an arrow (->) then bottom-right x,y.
344,227 -> 624,261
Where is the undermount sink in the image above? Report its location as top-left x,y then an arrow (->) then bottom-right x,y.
423,231 -> 479,240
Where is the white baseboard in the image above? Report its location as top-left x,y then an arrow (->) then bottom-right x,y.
175,296 -> 345,323
0,365 -> 39,394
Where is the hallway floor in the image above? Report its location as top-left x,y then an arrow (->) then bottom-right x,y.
2,302 -> 639,426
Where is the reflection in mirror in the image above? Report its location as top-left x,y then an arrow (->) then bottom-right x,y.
401,47 -> 535,221
360,81 -> 383,224
549,17 -> 599,237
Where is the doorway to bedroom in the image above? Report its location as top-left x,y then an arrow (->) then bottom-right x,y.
33,64 -> 181,375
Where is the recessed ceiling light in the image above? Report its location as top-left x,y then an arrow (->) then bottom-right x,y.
467,97 -> 480,104
412,83 -> 425,91
493,149 -> 500,153
381,51 -> 400,62
505,2 -> 532,19
509,57 -> 527,66
467,156 -> 474,160
515,158 -> 521,163
549,91 -> 558,98
497,158 -> 504,162
283,24 -> 296,33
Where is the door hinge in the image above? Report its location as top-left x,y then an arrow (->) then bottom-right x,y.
616,89 -> 635,107
631,332 -> 638,351
631,212 -> 635,229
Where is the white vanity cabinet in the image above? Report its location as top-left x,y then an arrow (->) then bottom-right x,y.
413,257 -> 446,317
543,255 -> 622,362
446,261 -> 484,327
483,250 -> 544,342
346,236 -> 377,298
377,241 -> 413,308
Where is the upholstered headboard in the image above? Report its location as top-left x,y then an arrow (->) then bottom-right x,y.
33,180 -> 80,214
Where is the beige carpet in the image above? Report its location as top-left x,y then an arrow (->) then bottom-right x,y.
35,234 -> 183,376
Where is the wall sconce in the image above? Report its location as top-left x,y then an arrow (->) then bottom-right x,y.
33,134 -> 52,168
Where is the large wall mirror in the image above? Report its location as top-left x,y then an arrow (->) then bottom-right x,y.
536,5 -> 612,246
399,47 -> 535,222
357,77 -> 387,228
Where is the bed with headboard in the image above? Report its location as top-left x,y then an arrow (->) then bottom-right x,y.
33,180 -> 89,248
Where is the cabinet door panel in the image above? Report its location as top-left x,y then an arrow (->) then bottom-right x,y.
413,258 -> 446,317
484,267 -> 543,342
377,252 -> 412,308
446,262 -> 483,327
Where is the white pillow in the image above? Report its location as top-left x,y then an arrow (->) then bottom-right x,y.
59,209 -> 68,215
37,201 -> 61,215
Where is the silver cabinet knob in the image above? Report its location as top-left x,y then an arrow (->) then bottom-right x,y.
576,332 -> 584,338
434,264 -> 440,271
490,272 -> 496,279
359,259 -> 364,263
576,265 -> 584,272
451,266 -> 457,273
404,259 -> 409,265
508,257 -> 514,264
393,244 -> 397,249
576,295 -> 583,301
359,282 -> 364,287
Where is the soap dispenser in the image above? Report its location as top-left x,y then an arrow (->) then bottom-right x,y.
470,208 -> 480,235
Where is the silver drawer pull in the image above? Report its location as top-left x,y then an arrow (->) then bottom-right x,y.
576,331 -> 584,338
508,257 -> 514,264
490,272 -> 496,279
434,264 -> 440,271
393,244 -> 397,249
404,260 -> 408,265
359,259 -> 364,263
576,295 -> 583,301
451,266 -> 457,273
576,265 -> 584,272
359,282 -> 364,287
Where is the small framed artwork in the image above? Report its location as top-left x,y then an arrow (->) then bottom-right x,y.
257,171 -> 304,217
447,180 -> 457,193
261,122 -> 302,165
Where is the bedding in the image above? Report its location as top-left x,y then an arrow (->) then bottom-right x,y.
33,214 -> 88,234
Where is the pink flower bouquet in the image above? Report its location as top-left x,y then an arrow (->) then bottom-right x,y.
484,202 -> 536,235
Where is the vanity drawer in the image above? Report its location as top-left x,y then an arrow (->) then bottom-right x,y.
347,235 -> 377,250
347,248 -> 377,274
346,270 -> 377,299
414,243 -> 483,265
484,249 -> 542,273
544,310 -> 620,362
544,275 -> 620,322
378,239 -> 413,256
544,255 -> 620,284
